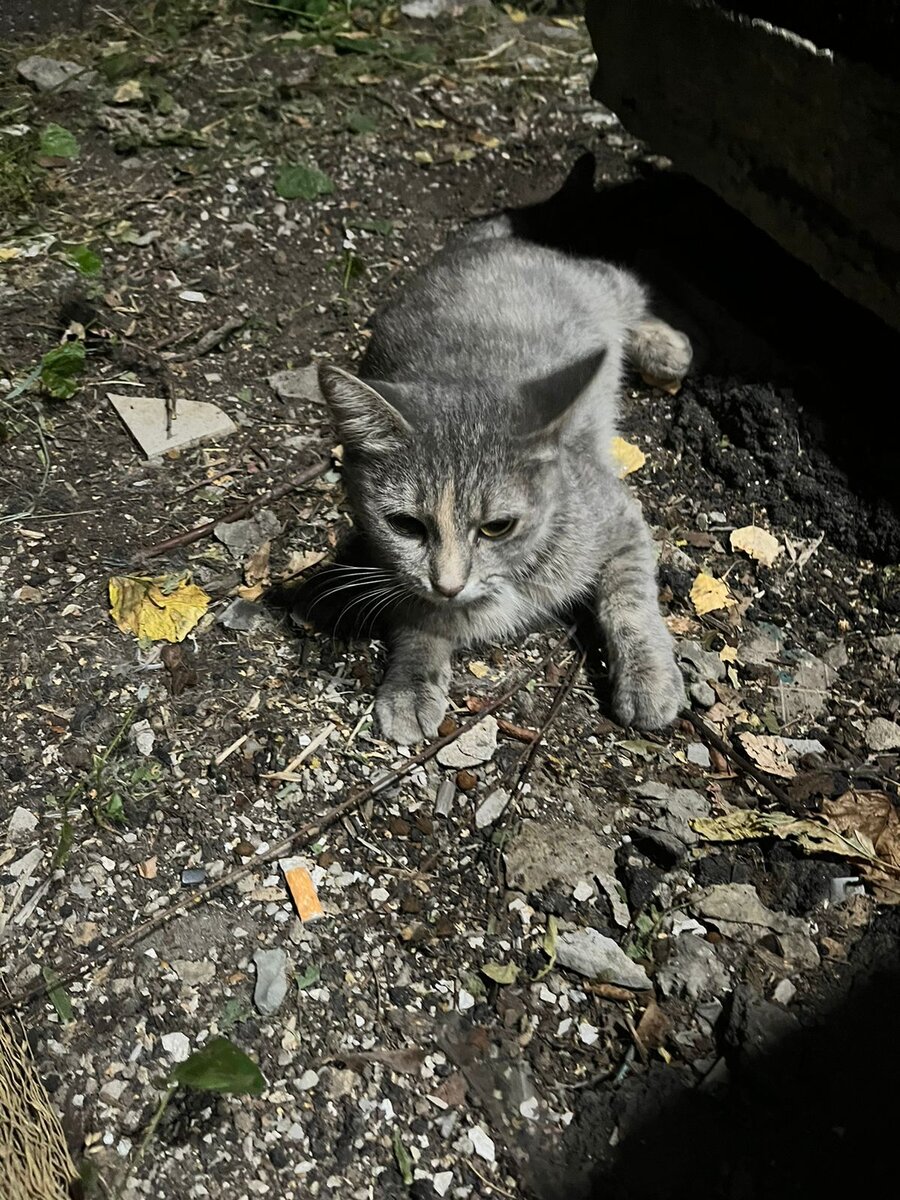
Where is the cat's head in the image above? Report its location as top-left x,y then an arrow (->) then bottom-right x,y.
318,354 -> 604,608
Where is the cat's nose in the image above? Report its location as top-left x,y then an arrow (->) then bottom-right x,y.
433,576 -> 465,598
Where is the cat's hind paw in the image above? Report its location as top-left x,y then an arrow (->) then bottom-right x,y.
629,319 -> 693,388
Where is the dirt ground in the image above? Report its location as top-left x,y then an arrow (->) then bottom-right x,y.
1,4 -> 899,1200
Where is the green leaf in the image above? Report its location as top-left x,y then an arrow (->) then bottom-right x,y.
275,162 -> 334,201
346,111 -> 377,135
392,1128 -> 414,1186
42,967 -> 74,1023
481,961 -> 519,985
39,123 -> 80,159
40,341 -> 85,399
346,216 -> 393,237
52,820 -> 74,870
170,1037 -> 265,1095
532,915 -> 558,981
65,244 -> 102,276
295,964 -> 320,991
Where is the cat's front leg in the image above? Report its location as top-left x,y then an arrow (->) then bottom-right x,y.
376,627 -> 453,745
594,499 -> 685,730
627,318 -> 692,388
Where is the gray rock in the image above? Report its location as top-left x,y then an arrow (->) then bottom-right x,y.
17,55 -> 96,92
7,805 -> 38,842
865,716 -> 900,751
160,1032 -> 191,1061
724,984 -> 799,1063
634,781 -> 709,846
171,959 -> 216,986
130,718 -> 155,757
268,365 -> 323,405
772,978 -> 797,1006
253,948 -> 290,1015
781,738 -> 827,758
686,742 -> 711,767
873,634 -> 900,659
475,788 -> 510,829
774,650 -> 835,722
434,778 -> 456,817
676,638 -> 726,684
218,598 -> 266,632
214,508 -> 282,559
401,0 -> 486,16
630,825 -> 688,867
436,715 -> 498,768
657,934 -> 729,1001
503,819 -> 616,894
556,927 -> 650,989
690,681 -> 717,708
692,883 -> 819,970
822,641 -> 848,670
740,621 -> 785,665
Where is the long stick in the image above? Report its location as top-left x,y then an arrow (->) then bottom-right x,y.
135,452 -> 331,561
0,631 -> 571,1016
680,708 -> 793,807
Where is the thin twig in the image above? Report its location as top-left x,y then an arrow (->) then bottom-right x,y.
164,315 -> 245,363
680,708 -> 793,807
135,451 -> 332,561
508,650 -> 586,798
0,633 -> 572,1016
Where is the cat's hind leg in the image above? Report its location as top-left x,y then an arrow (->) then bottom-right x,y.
627,318 -> 693,388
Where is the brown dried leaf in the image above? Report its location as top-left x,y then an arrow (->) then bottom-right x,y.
243,539 -> 271,588
822,790 -> 900,903
337,1047 -> 427,1076
736,732 -> 796,779
730,525 -> 782,567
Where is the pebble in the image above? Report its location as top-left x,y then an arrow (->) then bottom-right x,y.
130,719 -> 155,757
686,742 -> 711,767
572,880 -> 594,903
578,1021 -> 599,1046
475,788 -> 510,829
268,365 -> 322,404
556,927 -> 651,990
657,933 -> 729,1001
253,948 -> 290,1016
219,598 -> 266,632
467,1125 -> 495,1162
172,959 -> 216,986
773,979 -> 797,1006
297,1069 -> 319,1091
436,716 -> 499,769
7,805 -> 38,841
865,716 -> 900,751
17,55 -> 97,92
181,867 -> 206,887
456,769 -> 478,790
160,1032 -> 191,1062
435,778 -> 456,816
433,1172 -> 454,1197
458,989 -> 476,1012
214,509 -> 282,560
690,681 -> 717,708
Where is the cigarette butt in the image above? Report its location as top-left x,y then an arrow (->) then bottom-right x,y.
284,865 -> 324,922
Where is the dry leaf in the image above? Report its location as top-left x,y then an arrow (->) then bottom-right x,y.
236,583 -> 265,602
415,117 -> 446,129
469,130 -> 500,149
822,791 -> 900,904
690,572 -> 736,616
610,436 -> 647,477
281,548 -> 326,579
720,645 -> 738,663
481,961 -> 519,985
243,539 -> 271,588
468,661 -> 490,679
113,78 -> 143,103
338,1047 -> 427,1075
736,732 -> 796,779
692,809 -> 881,863
109,575 -> 210,643
137,856 -> 157,879
730,525 -> 782,567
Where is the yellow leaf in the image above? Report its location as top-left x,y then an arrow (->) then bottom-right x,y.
551,16 -> 579,28
414,117 -> 446,129
113,78 -> 144,103
413,150 -> 434,164
690,572 -> 736,616
0,247 -> 21,261
482,961 -> 519,984
469,130 -> 500,149
730,525 -> 782,567
236,583 -> 265,601
720,645 -> 738,663
468,661 -> 490,678
109,575 -> 210,643
502,5 -> 528,22
610,436 -> 647,477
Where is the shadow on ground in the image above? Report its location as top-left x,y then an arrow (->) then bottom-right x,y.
528,905 -> 900,1199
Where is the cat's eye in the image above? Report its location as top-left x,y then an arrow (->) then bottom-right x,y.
478,518 -> 517,540
387,513 -> 427,540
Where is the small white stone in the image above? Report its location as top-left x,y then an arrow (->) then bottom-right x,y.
773,978 -> 797,1006
519,1096 -> 539,1121
370,887 -> 390,904
468,1125 -> 495,1162
578,1021 -> 599,1046
458,989 -> 476,1012
556,1018 -> 573,1037
433,1171 -> 453,1197
179,290 -> 207,303
297,1069 -> 319,1091
573,880 -> 594,903
160,1032 -> 191,1062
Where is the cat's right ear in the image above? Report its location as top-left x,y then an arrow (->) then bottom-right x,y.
318,365 -> 412,455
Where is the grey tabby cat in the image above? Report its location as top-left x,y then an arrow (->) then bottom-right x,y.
318,217 -> 692,745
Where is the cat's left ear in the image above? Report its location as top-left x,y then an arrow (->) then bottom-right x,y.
318,365 -> 413,455
520,348 -> 608,441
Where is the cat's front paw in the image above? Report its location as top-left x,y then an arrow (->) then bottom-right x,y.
613,650 -> 685,730
376,681 -> 448,745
